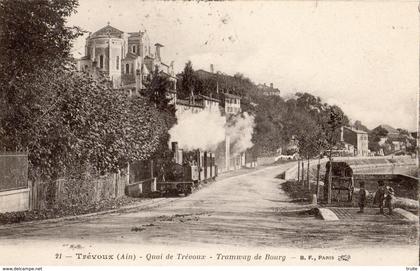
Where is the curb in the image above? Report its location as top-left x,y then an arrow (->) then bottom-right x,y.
315,208 -> 339,221
0,197 -> 177,230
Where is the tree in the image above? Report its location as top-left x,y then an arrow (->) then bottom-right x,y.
144,67 -> 174,111
353,120 -> 370,132
177,61 -> 198,99
368,126 -> 388,154
320,104 -> 349,203
0,0 -> 83,152
0,0 -> 169,182
0,0 -> 82,77
143,67 -> 177,166
289,110 -> 324,190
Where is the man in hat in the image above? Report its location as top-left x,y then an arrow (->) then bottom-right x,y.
373,180 -> 386,214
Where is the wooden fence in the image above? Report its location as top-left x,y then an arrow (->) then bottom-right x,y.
30,169 -> 128,210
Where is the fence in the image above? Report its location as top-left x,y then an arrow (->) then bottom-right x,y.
30,169 -> 128,210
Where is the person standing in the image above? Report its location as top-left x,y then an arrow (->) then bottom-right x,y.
357,181 -> 367,213
373,180 -> 386,214
384,186 -> 395,215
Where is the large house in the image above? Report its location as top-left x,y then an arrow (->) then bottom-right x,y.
76,23 -> 177,95
257,83 -> 281,96
341,127 -> 369,156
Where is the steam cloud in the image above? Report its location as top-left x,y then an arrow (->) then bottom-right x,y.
227,112 -> 255,155
169,109 -> 255,153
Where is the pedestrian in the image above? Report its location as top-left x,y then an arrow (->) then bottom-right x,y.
373,180 -> 386,214
384,186 -> 395,215
357,181 -> 367,213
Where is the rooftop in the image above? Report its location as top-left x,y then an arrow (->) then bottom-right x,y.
176,99 -> 204,108
344,126 -> 368,134
91,24 -> 124,38
196,94 -> 220,103
224,93 -> 241,99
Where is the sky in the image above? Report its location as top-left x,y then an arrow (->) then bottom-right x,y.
68,0 -> 419,131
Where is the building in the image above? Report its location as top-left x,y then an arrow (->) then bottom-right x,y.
375,124 -> 400,138
223,93 -> 241,115
257,83 -> 281,96
341,127 -> 369,156
174,94 -> 221,116
196,94 -> 221,114
76,23 -> 176,94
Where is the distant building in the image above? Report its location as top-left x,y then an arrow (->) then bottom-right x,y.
257,83 -> 281,96
341,127 -> 369,156
375,124 -> 414,153
223,93 -> 241,115
174,94 -> 221,116
76,23 -> 176,95
196,94 -> 220,114
375,124 -> 400,138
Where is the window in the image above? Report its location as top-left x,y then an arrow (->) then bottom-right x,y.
132,45 -> 136,53
126,63 -> 130,74
99,55 -> 104,69
84,65 -> 88,71
116,56 -> 119,70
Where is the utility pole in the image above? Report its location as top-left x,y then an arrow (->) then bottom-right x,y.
297,158 -> 301,182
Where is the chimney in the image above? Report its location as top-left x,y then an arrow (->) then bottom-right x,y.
340,127 -> 344,142
154,43 -> 164,62
210,64 -> 214,73
170,60 -> 174,75
172,142 -> 179,163
172,142 -> 178,153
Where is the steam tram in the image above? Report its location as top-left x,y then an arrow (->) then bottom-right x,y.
127,142 -> 218,197
157,142 -> 218,195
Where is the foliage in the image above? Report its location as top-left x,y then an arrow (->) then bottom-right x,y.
353,120 -> 370,133
177,61 -> 201,99
0,0 -> 83,77
368,126 -> 389,153
0,0 -> 172,182
1,65 -> 167,179
144,67 -> 175,112
251,95 -> 287,155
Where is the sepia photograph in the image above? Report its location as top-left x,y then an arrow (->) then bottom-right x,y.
0,0 -> 419,268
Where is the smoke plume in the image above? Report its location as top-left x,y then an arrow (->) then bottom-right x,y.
169,109 -> 255,153
227,112 -> 256,155
169,109 -> 226,151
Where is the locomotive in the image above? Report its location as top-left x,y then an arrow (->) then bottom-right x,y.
126,142 -> 218,197
157,142 -> 218,195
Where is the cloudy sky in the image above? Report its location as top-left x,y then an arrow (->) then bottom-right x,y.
68,0 -> 419,131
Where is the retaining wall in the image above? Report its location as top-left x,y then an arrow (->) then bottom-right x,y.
283,156 -> 416,181
0,188 -> 30,213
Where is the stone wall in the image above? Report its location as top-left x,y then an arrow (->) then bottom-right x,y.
0,188 -> 30,213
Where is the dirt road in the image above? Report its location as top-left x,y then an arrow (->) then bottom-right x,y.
0,163 -> 417,249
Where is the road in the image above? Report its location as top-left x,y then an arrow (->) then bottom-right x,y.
0,162 -> 417,250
